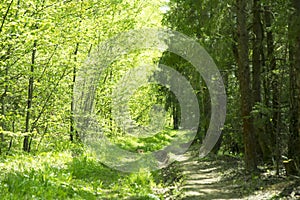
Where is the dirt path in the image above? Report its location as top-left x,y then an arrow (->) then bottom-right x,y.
177,151 -> 241,200
174,150 -> 296,200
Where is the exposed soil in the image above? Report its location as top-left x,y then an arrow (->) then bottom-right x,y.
160,147 -> 300,200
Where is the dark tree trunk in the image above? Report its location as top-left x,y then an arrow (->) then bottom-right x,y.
0,0 -> 13,33
236,0 -> 258,171
173,102 -> 179,130
23,40 -> 37,152
252,0 -> 268,162
0,51 -> 10,154
265,5 -> 281,173
288,0 -> 300,175
70,43 -> 79,142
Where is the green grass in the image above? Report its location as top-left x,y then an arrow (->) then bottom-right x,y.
0,137 -> 165,200
110,127 -> 192,153
0,127 -> 192,199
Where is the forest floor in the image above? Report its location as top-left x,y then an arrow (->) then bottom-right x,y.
162,146 -> 300,200
1,139 -> 300,199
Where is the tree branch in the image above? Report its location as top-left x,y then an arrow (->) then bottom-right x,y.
0,0 -> 14,33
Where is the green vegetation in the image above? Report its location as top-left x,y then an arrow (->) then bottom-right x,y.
0,138 -> 164,199
1,0 -> 300,199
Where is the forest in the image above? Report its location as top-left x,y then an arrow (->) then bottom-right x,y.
0,0 -> 300,199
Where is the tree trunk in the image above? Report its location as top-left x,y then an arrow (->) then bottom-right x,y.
70,43 -> 79,142
172,102 -> 179,130
288,0 -> 300,175
0,0 -> 14,33
23,40 -> 37,152
252,0 -> 269,162
265,5 -> 281,172
0,51 -> 10,154
236,0 -> 258,171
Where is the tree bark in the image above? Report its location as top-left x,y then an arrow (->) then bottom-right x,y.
172,102 -> 180,130
236,0 -> 258,171
70,43 -> 79,142
288,0 -> 300,175
265,5 -> 280,172
252,0 -> 270,162
23,40 -> 37,152
0,0 -> 14,33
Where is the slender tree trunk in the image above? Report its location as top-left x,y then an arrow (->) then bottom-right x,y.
265,5 -> 281,173
172,102 -> 179,130
252,0 -> 269,162
236,0 -> 258,171
0,61 -> 9,154
211,71 -> 228,154
1,0 -> 20,154
261,36 -> 274,164
0,0 -> 15,153
70,0 -> 83,141
70,43 -> 79,142
252,0 -> 262,114
0,0 -> 14,33
288,0 -> 300,175
24,40 -> 37,152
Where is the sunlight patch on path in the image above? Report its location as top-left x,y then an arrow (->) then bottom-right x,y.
177,150 -> 293,200
178,151 -> 240,200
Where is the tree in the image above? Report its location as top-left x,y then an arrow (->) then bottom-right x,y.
0,0 -> 14,154
264,2 -> 280,171
23,39 -> 37,152
236,0 -> 258,171
288,0 -> 300,175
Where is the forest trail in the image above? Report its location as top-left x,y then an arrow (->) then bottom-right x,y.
175,149 -> 293,200
177,151 -> 241,200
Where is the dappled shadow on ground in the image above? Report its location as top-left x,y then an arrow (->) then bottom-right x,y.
178,150 -> 294,200
179,154 -> 242,200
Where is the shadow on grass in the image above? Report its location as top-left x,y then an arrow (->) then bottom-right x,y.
66,155 -> 123,184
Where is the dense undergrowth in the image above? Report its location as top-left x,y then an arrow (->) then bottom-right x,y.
0,130 -> 183,200
1,132 -> 299,199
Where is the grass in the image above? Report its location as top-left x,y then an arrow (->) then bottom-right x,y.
110,127 -> 193,153
3,131 -> 295,199
0,136 -> 169,199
